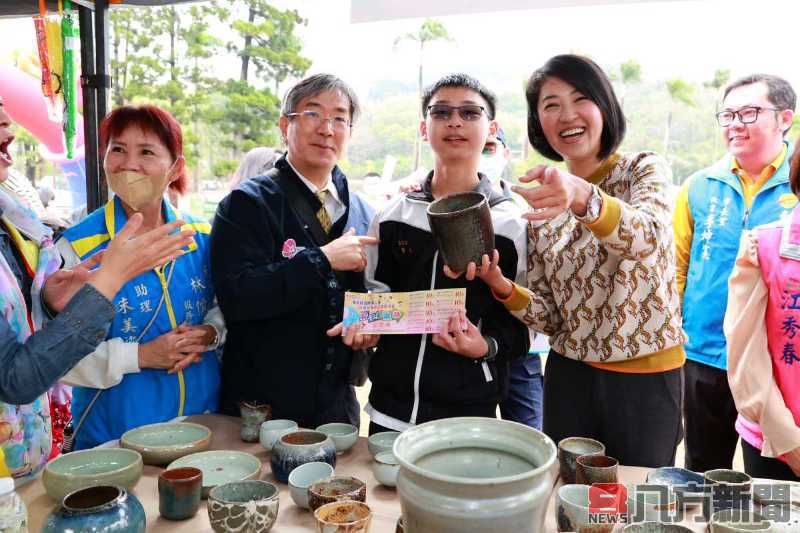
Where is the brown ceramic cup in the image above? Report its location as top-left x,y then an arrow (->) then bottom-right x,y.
575,455 -> 618,485
158,467 -> 203,520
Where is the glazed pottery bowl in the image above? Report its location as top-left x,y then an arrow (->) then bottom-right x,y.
393,416 -> 556,533
316,423 -> 358,453
158,467 -> 203,520
557,437 -> 605,484
260,419 -> 298,452
368,431 -> 401,457
555,483 -> 619,533
709,509 -> 772,532
646,467 -> 704,503
314,500 -> 372,533
42,448 -> 143,502
372,451 -> 400,487
427,191 -> 494,272
288,461 -> 335,509
120,422 -> 211,466
308,475 -> 367,512
271,430 -> 336,483
239,401 -> 272,442
168,450 -> 262,498
703,469 -> 753,520
575,454 -> 618,485
42,485 -> 146,533
626,485 -> 678,523
208,480 -> 279,533
622,523 -> 694,532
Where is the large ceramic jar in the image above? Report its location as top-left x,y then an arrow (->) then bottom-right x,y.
270,430 -> 336,483
42,485 -> 145,532
393,417 -> 556,533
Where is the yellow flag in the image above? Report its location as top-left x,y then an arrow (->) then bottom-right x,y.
0,447 -> 11,478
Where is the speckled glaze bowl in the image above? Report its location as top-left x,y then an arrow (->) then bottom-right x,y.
42,448 -> 143,502
208,480 -> 279,533
314,500 -> 372,533
120,422 -> 211,466
308,476 -> 367,513
427,191 -> 494,272
168,450 -> 262,498
646,467 -> 704,504
270,430 -> 336,484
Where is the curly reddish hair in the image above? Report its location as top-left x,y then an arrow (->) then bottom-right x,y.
99,105 -> 189,195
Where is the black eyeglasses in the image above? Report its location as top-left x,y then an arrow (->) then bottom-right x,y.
426,104 -> 487,122
716,106 -> 781,127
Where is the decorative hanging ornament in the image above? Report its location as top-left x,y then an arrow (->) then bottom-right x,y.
61,0 -> 78,159
33,0 -> 56,111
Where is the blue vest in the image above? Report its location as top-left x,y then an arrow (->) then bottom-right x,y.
61,197 -> 220,449
683,143 -> 795,369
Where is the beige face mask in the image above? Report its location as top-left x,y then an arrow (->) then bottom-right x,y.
106,158 -> 179,212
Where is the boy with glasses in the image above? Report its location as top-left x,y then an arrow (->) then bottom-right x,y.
362,73 -> 529,434
674,74 -> 796,472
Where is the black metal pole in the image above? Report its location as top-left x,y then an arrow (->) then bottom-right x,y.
94,0 -> 109,207
78,5 -> 100,213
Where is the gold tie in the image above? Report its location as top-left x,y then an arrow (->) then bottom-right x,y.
316,190 -> 332,234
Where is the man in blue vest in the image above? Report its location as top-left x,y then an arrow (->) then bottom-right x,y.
674,74 -> 797,472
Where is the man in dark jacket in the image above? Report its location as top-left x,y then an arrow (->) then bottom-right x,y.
211,74 -> 377,428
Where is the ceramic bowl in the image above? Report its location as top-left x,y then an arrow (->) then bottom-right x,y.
168,450 -> 262,498
308,475 -> 367,512
557,437 -> 605,484
646,466 -> 704,502
372,451 -> 399,487
626,485 -> 678,523
704,469 -> 753,520
368,431 -> 400,457
120,422 -> 211,466
271,430 -> 337,484
288,461 -> 335,509
622,523 -> 694,532
208,480 -> 279,533
42,485 -> 146,533
315,423 -> 358,453
555,483 -> 618,533
314,500 -> 372,533
42,448 -> 143,502
709,509 -> 772,532
427,191 -> 495,272
260,419 -> 298,452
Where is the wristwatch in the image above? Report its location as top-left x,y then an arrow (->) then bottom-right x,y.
206,325 -> 221,350
474,335 -> 499,365
576,185 -> 603,224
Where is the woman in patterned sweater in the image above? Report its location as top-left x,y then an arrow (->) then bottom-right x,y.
473,55 -> 686,467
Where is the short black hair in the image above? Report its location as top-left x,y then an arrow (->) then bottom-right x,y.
525,54 -> 626,162
421,73 -> 497,120
723,74 -> 796,135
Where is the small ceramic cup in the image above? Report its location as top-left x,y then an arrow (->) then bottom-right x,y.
315,423 -> 358,453
239,401 -> 272,442
208,480 -> 280,533
260,419 -> 298,452
709,509 -> 771,532
558,437 -> 605,484
367,431 -> 401,457
158,467 -> 203,520
372,451 -> 400,487
314,500 -> 372,533
308,476 -> 367,512
575,455 -> 618,485
555,483 -> 619,533
703,469 -> 753,520
288,461 -> 335,509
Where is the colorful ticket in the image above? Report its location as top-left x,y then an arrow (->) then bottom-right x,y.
342,289 -> 467,334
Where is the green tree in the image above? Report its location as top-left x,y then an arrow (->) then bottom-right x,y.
704,69 -> 731,91
394,18 -> 452,170
618,59 -> 641,109
664,78 -> 695,159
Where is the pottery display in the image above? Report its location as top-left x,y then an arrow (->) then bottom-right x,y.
393,416 -> 556,533
308,475 -> 367,512
703,469 -> 753,520
168,450 -> 262,498
557,437 -> 605,484
315,423 -> 358,453
120,422 -> 211,466
646,467 -> 704,503
626,484 -> 677,523
288,461 -> 335,509
42,485 -> 145,532
270,430 -> 336,484
709,509 -> 772,532
427,191 -> 494,272
367,431 -> 401,457
208,480 -> 279,533
372,451 -> 400,487
555,484 -> 618,533
622,523 -> 694,532
313,500 -> 372,533
158,467 -> 203,520
42,448 -> 143,502
260,419 -> 298,452
239,401 -> 272,442
575,454 -> 618,485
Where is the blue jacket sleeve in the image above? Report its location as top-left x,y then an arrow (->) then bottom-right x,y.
0,284 -> 115,404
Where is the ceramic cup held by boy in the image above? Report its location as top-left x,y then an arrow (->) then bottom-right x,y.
575,455 -> 618,485
427,191 -> 494,273
158,467 -> 203,520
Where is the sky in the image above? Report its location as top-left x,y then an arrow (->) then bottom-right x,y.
1,0 -> 799,98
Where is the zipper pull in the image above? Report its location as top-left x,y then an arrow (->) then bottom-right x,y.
743,208 -> 750,228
